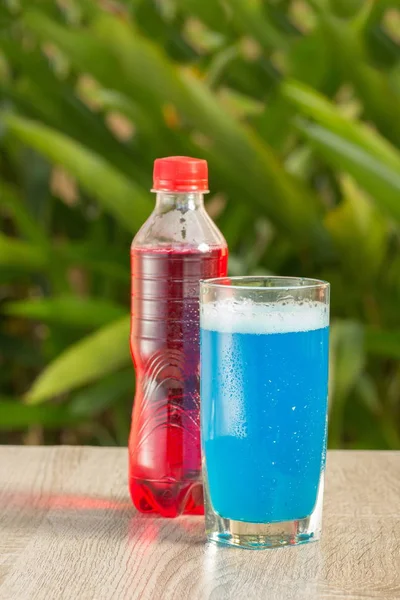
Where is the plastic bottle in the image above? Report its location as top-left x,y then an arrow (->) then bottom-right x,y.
129,156 -> 228,517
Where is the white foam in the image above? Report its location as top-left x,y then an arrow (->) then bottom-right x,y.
201,299 -> 329,334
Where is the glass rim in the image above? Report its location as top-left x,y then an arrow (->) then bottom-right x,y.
200,275 -> 329,292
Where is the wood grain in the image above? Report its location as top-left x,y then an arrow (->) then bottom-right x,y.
0,447 -> 399,600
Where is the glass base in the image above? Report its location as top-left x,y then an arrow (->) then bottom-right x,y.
207,516 -> 319,549
205,471 -> 324,550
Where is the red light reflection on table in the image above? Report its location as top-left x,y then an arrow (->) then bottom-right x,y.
0,490 -> 132,512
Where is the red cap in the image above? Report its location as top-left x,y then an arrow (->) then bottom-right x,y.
152,156 -> 209,192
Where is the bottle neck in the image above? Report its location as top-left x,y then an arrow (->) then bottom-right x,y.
154,191 -> 205,213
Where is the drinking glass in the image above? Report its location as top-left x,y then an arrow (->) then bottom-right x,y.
200,277 -> 330,549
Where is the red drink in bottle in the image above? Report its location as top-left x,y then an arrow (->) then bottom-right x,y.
129,157 -> 228,517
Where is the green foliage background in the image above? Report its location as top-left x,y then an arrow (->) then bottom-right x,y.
0,0 -> 399,448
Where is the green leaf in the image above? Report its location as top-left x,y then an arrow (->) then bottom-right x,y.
325,176 -> 388,281
0,41 -> 141,182
0,183 -> 48,247
0,334 -> 43,368
282,79 -> 400,171
91,89 -> 160,138
4,297 -> 127,329
0,233 -> 47,271
225,0 -> 286,51
22,10 -> 331,252
353,373 -> 381,415
318,13 -> 400,146
329,320 -> 365,447
330,321 -> 365,404
365,328 -> 400,359
219,203 -> 252,249
22,10 -> 155,109
57,243 -> 130,283
204,45 -> 240,89
1,0 -> 398,450
329,0 -> 364,18
218,88 -> 264,119
296,120 -> 400,223
178,70 -> 330,250
88,89 -> 177,156
69,369 -> 134,417
287,27 -> 329,88
249,92 -> 294,152
4,114 -> 151,232
177,0 -> 229,35
0,398 -> 81,430
366,26 -> 400,69
25,315 -> 130,404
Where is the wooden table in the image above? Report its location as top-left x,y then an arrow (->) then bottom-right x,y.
0,447 -> 399,600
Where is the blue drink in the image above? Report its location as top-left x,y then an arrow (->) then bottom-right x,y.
201,300 -> 329,525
